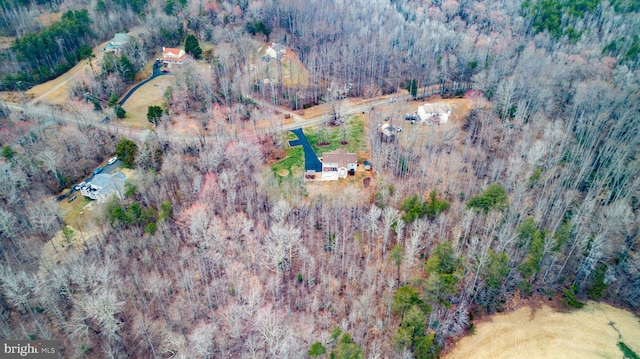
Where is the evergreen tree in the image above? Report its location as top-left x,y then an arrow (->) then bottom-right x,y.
185,34 -> 202,59
114,105 -> 126,119
116,138 -> 138,167
147,105 -> 163,125
406,79 -> 417,98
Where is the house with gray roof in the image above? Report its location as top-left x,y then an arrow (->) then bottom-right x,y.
81,172 -> 127,203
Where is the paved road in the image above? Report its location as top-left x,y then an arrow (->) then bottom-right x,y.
289,128 -> 322,172
277,96 -> 413,132
3,87 -> 430,144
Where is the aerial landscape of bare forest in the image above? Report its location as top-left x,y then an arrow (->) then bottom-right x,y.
0,0 -> 638,357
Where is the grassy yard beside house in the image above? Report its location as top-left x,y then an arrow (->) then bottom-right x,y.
306,115 -> 367,157
271,131 -> 305,180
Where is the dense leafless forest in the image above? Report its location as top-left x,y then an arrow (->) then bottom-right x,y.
0,0 -> 639,357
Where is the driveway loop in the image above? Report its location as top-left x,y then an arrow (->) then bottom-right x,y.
289,128 -> 322,172
119,61 -> 167,105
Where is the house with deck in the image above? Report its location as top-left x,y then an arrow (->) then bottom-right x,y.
80,172 -> 127,203
321,149 -> 357,181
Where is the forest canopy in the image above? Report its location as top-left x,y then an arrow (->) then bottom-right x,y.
5,9 -> 95,88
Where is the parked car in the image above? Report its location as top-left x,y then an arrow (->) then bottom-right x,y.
107,156 -> 117,165
93,167 -> 103,175
74,181 -> 86,191
68,195 -> 77,203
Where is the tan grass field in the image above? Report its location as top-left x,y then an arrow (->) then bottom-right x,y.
444,302 -> 640,359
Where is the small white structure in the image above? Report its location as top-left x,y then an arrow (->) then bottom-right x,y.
379,123 -> 398,142
266,42 -> 286,60
417,102 -> 452,124
321,149 -> 358,181
81,172 -> 126,203
162,47 -> 189,67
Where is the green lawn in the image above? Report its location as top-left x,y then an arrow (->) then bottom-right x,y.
306,115 -> 367,157
272,146 -> 304,178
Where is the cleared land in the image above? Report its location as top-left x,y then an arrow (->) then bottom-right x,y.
121,75 -> 175,128
257,46 -> 310,89
271,132 -> 304,179
444,302 -> 640,359
306,115 -> 368,157
271,115 -> 368,179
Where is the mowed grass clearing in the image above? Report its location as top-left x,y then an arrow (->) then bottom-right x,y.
271,132 -> 304,179
444,301 -> 640,359
121,75 -> 175,129
306,115 -> 368,158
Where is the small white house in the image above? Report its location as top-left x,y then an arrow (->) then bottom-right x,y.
321,149 -> 357,181
266,43 -> 286,59
417,102 -> 452,124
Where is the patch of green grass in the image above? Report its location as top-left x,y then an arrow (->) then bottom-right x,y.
619,342 -> 640,359
271,147 -> 304,178
306,116 -> 367,157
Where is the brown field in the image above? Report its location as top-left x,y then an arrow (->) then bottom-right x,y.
121,75 -> 176,129
256,45 -> 311,89
280,48 -> 310,88
444,301 -> 640,359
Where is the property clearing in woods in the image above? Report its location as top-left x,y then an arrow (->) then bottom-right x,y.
444,301 -> 640,359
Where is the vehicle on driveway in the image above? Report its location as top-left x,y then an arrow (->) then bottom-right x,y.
93,167 -> 103,175
108,156 -> 118,165
75,181 -> 86,191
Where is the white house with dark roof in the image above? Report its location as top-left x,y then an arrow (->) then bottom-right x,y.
418,102 -> 452,124
321,149 -> 357,181
162,47 -> 189,67
81,172 -> 126,203
266,42 -> 286,60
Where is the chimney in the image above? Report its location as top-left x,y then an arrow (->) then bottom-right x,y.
162,47 -> 165,52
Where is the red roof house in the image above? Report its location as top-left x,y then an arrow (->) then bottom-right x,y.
162,47 -> 189,67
